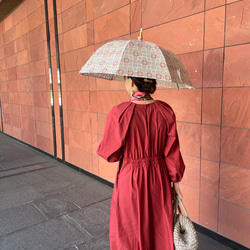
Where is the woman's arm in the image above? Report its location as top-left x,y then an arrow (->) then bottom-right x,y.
173,182 -> 183,200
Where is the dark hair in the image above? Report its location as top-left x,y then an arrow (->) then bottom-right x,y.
128,77 -> 157,94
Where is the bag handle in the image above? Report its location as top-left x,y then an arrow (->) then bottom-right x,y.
173,194 -> 188,217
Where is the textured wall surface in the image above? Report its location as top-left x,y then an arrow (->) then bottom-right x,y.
0,0 -> 249,247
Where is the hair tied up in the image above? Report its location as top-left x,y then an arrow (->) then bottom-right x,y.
128,76 -> 157,94
144,79 -> 153,83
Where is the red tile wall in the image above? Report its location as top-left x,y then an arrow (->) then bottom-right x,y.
0,0 -> 54,153
0,0 -> 249,247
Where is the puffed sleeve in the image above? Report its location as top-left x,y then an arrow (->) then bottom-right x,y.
156,101 -> 185,182
97,102 -> 135,162
164,111 -> 185,182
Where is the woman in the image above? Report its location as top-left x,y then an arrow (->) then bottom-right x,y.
97,76 -> 185,250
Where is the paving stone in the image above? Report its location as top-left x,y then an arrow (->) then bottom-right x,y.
0,143 -> 10,149
0,185 -> 44,211
38,165 -> 93,186
0,203 -> 47,237
33,193 -> 80,219
67,201 -> 110,237
0,217 -> 91,250
0,144 -> 44,163
16,171 -> 53,186
16,168 -> 76,195
0,176 -> 24,192
62,181 -> 112,208
76,234 -> 110,250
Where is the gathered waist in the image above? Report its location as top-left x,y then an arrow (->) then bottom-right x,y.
122,156 -> 164,166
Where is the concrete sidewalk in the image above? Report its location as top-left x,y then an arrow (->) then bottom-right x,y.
0,133 -> 234,250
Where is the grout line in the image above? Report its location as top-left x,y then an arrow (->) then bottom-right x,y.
86,3 -> 131,23
198,0 -> 207,225
1,11 -> 249,55
32,202 -> 49,220
54,41 -> 250,57
181,152 -> 249,170
3,0 -> 242,44
217,1 -> 228,233
79,197 -> 112,210
217,198 -> 250,211
0,79 -> 249,90
180,184 -> 250,211
64,214 -> 93,237
131,0 -> 243,34
0,165 -> 56,179
140,0 -> 142,30
72,203 -> 82,210
129,0 -> 131,36
6,124 -> 244,175
0,162 -> 48,172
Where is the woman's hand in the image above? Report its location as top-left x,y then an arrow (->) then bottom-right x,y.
173,182 -> 183,200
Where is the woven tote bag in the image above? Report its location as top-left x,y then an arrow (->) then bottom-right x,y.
173,195 -> 199,250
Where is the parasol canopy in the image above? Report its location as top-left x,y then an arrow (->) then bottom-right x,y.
79,39 -> 194,89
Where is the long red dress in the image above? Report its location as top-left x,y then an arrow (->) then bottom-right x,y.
97,100 -> 185,250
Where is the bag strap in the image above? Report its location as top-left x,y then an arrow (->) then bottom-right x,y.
173,194 -> 189,220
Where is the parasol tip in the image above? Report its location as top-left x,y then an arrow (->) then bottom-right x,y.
138,28 -> 143,41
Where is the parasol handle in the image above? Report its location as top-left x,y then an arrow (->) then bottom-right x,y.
138,28 -> 143,41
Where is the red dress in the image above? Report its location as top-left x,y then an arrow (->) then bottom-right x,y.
97,100 -> 185,250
